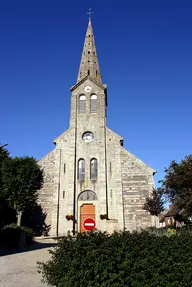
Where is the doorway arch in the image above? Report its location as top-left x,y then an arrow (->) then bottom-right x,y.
78,190 -> 97,232
78,190 -> 97,201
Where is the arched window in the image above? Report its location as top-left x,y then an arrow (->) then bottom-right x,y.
90,94 -> 97,113
78,190 -> 97,201
90,158 -> 97,180
78,159 -> 85,180
79,95 -> 86,113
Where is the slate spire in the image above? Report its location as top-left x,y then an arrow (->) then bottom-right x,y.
77,18 -> 102,84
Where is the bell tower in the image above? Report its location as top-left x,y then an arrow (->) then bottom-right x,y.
69,13 -> 109,234
70,14 -> 107,128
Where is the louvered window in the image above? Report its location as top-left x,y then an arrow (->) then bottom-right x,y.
90,158 -> 98,180
78,159 -> 85,180
79,95 -> 86,113
90,94 -> 97,113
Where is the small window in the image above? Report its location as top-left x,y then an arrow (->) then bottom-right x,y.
78,159 -> 85,180
89,35 -> 91,37
88,70 -> 90,75
88,51 -> 90,54
90,94 -> 97,113
64,164 -> 66,173
63,191 -> 65,198
96,70 -> 98,77
79,95 -> 86,113
120,140 -> 124,147
90,158 -> 98,180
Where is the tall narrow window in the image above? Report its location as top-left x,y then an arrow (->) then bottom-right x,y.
78,159 -> 85,180
90,94 -> 97,113
90,158 -> 98,180
79,95 -> 86,113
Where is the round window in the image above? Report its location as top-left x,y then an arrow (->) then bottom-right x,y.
82,132 -> 94,142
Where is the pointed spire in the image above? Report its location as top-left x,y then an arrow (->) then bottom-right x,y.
77,17 -> 102,84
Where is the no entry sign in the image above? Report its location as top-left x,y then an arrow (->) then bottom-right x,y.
83,218 -> 96,231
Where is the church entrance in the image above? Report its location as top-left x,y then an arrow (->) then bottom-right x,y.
80,204 -> 95,233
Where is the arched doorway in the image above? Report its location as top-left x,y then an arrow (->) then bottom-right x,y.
78,190 -> 97,233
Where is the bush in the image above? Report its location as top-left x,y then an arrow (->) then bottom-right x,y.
38,231 -> 192,287
22,226 -> 34,245
177,224 -> 192,234
146,225 -> 192,237
0,224 -> 33,247
0,224 -> 21,247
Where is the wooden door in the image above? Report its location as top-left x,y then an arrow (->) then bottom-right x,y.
80,204 -> 95,232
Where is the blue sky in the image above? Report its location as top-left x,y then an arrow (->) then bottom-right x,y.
0,0 -> 192,186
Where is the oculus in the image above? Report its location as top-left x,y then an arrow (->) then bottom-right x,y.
84,86 -> 92,92
82,132 -> 94,142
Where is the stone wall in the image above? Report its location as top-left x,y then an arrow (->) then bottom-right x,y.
38,150 -> 56,232
121,148 -> 155,231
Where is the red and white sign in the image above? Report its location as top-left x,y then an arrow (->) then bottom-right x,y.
83,218 -> 96,231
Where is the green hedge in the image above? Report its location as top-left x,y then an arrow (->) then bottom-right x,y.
38,231 -> 192,287
0,224 -> 33,247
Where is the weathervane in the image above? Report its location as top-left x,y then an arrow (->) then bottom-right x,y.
87,8 -> 93,20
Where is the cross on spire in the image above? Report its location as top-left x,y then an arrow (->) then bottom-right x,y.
86,8 -> 93,20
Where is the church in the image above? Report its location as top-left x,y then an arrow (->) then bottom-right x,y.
39,17 -> 156,236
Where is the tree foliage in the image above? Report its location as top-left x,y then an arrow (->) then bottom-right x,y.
0,144 -> 10,227
2,156 -> 44,225
160,155 -> 192,216
38,231 -> 192,287
0,144 -> 10,199
143,188 -> 165,216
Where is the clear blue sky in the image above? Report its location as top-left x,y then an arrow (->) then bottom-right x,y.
0,0 -> 192,186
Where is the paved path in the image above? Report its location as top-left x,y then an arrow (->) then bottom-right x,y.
0,239 -> 56,287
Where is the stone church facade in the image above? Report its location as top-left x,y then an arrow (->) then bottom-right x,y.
39,19 -> 156,236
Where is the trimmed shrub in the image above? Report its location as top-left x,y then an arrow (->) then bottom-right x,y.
0,224 -> 21,247
38,230 -> 192,287
0,224 -> 33,247
22,226 -> 34,245
178,224 -> 192,234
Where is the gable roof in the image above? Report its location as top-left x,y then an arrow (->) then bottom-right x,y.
70,75 -> 106,92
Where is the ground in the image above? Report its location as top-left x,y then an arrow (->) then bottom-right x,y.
0,239 -> 56,287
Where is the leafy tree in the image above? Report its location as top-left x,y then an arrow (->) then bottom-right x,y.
0,144 -> 9,197
2,156 -> 44,226
160,155 -> 192,216
143,188 -> 165,216
0,144 -> 10,222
